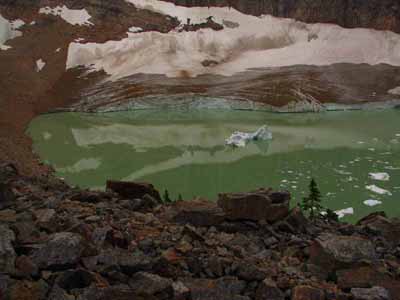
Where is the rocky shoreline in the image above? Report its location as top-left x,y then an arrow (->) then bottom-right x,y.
2,162 -> 400,300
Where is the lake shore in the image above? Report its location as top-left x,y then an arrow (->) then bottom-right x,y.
1,163 -> 400,299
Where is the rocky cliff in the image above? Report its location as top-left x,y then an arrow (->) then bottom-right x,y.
164,0 -> 400,33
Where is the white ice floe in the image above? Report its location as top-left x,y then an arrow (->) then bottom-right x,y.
388,87 -> 400,95
225,125 -> 272,147
36,59 -> 46,72
0,14 -> 23,50
369,172 -> 390,181
335,207 -> 354,219
39,6 -> 93,26
366,184 -> 392,196
66,0 -> 400,79
363,199 -> 382,207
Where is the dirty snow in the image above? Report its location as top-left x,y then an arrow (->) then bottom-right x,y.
66,0 -> 400,79
39,6 -> 93,26
366,184 -> 392,195
363,199 -> 382,207
369,172 -> 390,181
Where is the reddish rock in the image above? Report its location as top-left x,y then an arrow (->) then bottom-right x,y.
15,255 -> 39,278
309,234 -> 377,271
357,212 -> 400,245
106,180 -> 161,201
291,285 -> 325,300
173,200 -> 225,227
218,189 -> 290,222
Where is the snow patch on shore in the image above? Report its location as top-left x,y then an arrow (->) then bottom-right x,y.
0,14 -> 24,50
39,6 -> 93,26
36,59 -> 46,72
225,125 -> 272,147
66,0 -> 400,79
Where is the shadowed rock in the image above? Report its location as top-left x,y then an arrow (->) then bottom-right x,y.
106,180 -> 161,202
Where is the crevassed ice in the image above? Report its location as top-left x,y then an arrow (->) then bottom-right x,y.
39,6 -> 93,26
66,0 -> 400,79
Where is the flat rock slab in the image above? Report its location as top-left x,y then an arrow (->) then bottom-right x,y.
218,189 -> 290,222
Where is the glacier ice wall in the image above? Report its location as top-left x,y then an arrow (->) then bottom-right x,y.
66,0 -> 400,80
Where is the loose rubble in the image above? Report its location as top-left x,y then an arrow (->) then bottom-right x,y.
1,163 -> 400,300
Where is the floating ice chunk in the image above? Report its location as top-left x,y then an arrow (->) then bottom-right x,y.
363,199 -> 382,207
366,184 -> 392,195
39,6 -> 93,26
225,125 -> 272,147
36,59 -> 46,72
369,172 -> 390,181
335,207 -> 354,219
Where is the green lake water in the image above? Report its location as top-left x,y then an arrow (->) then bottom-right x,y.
28,109 -> 400,222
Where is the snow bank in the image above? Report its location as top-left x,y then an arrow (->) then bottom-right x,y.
225,125 -> 272,147
366,184 -> 392,195
369,172 -> 390,181
39,6 -> 93,26
363,199 -> 382,207
335,207 -> 354,219
0,14 -> 23,50
66,0 -> 400,79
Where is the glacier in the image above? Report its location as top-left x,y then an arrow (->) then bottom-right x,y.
66,0 -> 400,80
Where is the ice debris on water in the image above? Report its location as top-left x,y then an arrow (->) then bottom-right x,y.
365,184 -> 392,196
334,207 -> 354,219
369,172 -> 390,181
225,125 -> 272,147
363,199 -> 382,207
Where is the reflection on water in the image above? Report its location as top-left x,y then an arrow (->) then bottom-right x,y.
28,109 -> 400,222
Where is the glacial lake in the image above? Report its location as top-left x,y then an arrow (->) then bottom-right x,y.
28,109 -> 400,222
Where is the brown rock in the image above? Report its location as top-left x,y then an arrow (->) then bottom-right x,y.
218,189 -> 290,222
0,225 -> 16,274
291,285 -> 325,300
106,180 -> 161,201
173,200 -> 225,227
15,255 -> 39,278
309,234 -> 377,271
357,212 -> 400,245
7,279 -> 48,300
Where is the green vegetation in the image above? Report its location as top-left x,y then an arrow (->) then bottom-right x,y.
301,178 -> 323,220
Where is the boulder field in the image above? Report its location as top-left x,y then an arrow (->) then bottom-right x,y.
1,162 -> 400,300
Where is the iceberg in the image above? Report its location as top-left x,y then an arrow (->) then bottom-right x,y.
225,125 -> 272,147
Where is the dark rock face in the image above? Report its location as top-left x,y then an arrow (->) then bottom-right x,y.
218,189 -> 290,222
173,199 -> 226,226
106,180 -> 161,202
0,225 -> 16,274
163,0 -> 400,34
31,232 -> 87,270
